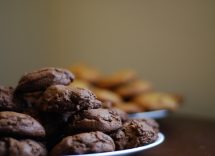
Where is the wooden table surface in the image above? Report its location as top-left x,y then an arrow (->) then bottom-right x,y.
137,115 -> 215,156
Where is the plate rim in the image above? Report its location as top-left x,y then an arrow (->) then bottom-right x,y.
128,109 -> 169,119
66,132 -> 165,156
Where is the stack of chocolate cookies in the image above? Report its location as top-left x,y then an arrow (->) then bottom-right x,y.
0,67 -> 159,156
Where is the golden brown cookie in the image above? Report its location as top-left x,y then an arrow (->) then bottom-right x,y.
69,79 -> 91,89
96,70 -> 137,88
69,64 -> 101,83
172,93 -> 184,104
114,80 -> 152,99
114,102 -> 144,113
133,92 -> 179,111
91,88 -> 122,104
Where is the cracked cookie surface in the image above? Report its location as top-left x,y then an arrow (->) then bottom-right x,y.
16,67 -> 75,93
0,86 -> 20,111
69,108 -> 122,133
0,111 -> 45,138
110,119 -> 158,150
0,137 -> 47,156
39,85 -> 101,113
50,131 -> 115,156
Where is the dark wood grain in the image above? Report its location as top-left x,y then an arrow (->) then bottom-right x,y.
137,115 -> 215,156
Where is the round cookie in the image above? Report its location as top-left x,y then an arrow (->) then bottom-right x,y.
96,70 -> 137,88
0,137 -> 47,156
50,131 -> 115,156
69,64 -> 102,83
115,80 -> 152,99
92,88 -> 122,104
16,67 -> 75,93
39,85 -> 101,113
69,108 -> 122,133
0,86 -> 20,111
38,85 -> 72,112
114,102 -> 144,113
110,108 -> 128,122
0,111 -> 45,138
133,92 -> 179,111
110,119 -> 158,150
141,118 -> 159,133
69,79 -> 91,89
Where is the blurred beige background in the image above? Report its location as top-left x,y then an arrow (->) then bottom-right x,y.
0,0 -> 215,118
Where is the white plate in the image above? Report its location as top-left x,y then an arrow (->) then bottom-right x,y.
66,132 -> 164,156
128,109 -> 169,119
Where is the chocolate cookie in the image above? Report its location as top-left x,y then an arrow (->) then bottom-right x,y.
141,118 -> 159,133
69,108 -> 122,133
0,86 -> 20,111
0,137 -> 47,156
16,67 -> 75,93
39,85 -> 101,113
110,108 -> 128,122
0,111 -> 45,138
110,119 -> 158,150
50,131 -> 115,156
